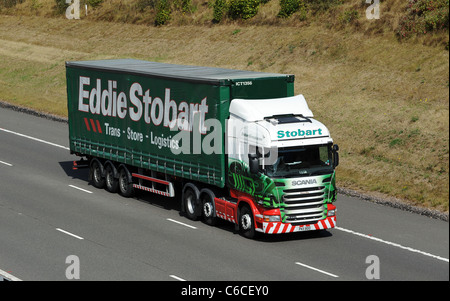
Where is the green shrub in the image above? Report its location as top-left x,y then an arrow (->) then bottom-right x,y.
397,0 -> 449,38
228,0 -> 260,20
339,9 -> 359,24
278,0 -> 306,18
54,0 -> 68,14
174,0 -> 193,13
155,0 -> 171,25
213,0 -> 227,22
0,0 -> 24,8
86,0 -> 103,7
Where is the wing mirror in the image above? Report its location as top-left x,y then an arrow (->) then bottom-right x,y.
248,153 -> 259,174
333,144 -> 339,168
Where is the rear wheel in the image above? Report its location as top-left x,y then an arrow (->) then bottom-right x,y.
201,193 -> 217,226
184,188 -> 200,220
118,167 -> 134,197
239,205 -> 256,239
105,165 -> 119,193
91,160 -> 105,188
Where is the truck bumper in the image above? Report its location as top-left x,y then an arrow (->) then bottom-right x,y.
257,216 -> 336,234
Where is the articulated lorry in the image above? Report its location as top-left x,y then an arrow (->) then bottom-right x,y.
66,59 -> 339,238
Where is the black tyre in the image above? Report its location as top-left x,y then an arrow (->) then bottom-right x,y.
201,192 -> 217,226
105,165 -> 119,193
184,188 -> 200,221
91,160 -> 105,189
239,205 -> 256,239
118,167 -> 134,197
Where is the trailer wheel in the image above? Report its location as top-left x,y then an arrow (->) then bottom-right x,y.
184,188 -> 200,221
91,160 -> 105,189
105,165 -> 119,193
239,205 -> 256,239
118,167 -> 134,197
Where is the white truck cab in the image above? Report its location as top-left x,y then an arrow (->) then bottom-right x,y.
227,95 -> 339,233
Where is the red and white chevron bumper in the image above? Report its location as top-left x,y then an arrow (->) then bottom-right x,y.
260,216 -> 336,234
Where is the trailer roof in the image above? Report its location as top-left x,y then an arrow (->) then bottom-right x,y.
66,59 -> 294,85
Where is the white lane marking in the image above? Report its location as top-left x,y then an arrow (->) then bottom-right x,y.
3,119 -> 447,265
336,227 -> 449,263
295,261 -> 339,278
167,218 -> 197,229
0,127 -> 69,150
0,160 -> 13,166
0,268 -> 22,281
56,228 -> 84,240
169,275 -> 187,281
69,185 -> 93,194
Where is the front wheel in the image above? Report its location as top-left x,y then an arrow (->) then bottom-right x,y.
239,205 -> 256,239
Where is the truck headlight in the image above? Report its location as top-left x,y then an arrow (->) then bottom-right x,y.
327,204 -> 336,217
263,215 -> 281,222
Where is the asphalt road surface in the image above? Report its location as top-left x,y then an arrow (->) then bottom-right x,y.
0,107 -> 448,282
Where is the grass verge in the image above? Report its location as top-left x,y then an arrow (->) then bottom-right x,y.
0,12 -> 448,212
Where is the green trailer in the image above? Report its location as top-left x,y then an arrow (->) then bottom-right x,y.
67,59 -> 338,238
67,59 -> 294,188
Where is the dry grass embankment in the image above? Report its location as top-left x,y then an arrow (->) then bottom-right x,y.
0,0 -> 448,213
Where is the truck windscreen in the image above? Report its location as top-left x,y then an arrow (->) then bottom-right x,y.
264,144 -> 333,178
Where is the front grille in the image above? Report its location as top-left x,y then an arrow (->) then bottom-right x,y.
282,186 -> 325,225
